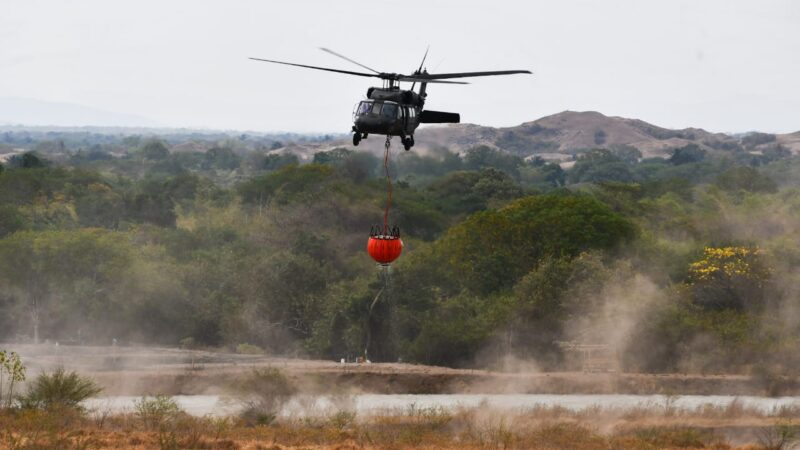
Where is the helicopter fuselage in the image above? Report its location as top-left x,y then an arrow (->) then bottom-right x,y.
352,85 -> 459,150
353,99 -> 420,137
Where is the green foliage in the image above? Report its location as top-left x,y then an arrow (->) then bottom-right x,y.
609,144 -> 642,164
5,128 -> 800,372
715,166 -> 777,193
407,293 -> 511,365
0,205 -> 26,238
427,168 -> 523,215
742,132 -> 776,148
262,152 -> 298,171
669,144 -> 706,165
438,193 -> 635,293
140,140 -> 170,160
569,149 -> 634,184
134,395 -> 183,430
313,147 -> 352,165
594,129 -> 606,145
464,145 -> 524,178
0,350 -> 26,408
395,147 -> 463,179
19,368 -> 101,410
0,228 -> 133,342
237,163 -> 334,205
7,152 -> 46,169
686,246 -> 771,311
203,146 -> 241,170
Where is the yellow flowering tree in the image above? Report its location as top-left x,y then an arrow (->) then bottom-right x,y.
686,246 -> 771,310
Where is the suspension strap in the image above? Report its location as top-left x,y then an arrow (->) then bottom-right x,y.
383,135 -> 392,233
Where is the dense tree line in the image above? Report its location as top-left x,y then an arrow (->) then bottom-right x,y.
1,135 -> 799,374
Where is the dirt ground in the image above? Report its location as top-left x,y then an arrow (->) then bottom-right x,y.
4,344 -> 800,448
4,343 -> 795,396
2,401 -> 798,449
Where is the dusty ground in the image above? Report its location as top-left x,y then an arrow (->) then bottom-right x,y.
2,401 -> 799,449
4,343 -> 795,396
4,344 -> 800,448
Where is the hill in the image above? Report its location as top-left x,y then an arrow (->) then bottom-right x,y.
342,110 -> 798,162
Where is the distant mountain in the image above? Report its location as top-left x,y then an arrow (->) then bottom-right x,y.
0,97 -> 160,128
778,130 -> 800,152
413,111 -> 735,159
341,111 -> 799,161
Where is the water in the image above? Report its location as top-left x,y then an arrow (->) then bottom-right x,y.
84,394 -> 800,417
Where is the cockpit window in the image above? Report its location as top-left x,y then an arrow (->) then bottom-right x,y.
370,103 -> 382,115
382,104 -> 397,118
358,101 -> 372,115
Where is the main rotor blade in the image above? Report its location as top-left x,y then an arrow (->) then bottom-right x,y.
417,46 -> 430,73
249,57 -> 381,78
319,47 -> 381,74
399,77 -> 469,85
414,69 -> 532,80
410,46 -> 430,91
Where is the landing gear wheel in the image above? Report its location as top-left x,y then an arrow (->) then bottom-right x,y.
363,133 -> 369,139
402,137 -> 411,151
353,132 -> 361,146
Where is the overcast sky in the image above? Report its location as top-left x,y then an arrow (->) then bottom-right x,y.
1,0 -> 799,133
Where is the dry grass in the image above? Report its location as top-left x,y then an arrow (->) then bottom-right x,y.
2,402 -> 800,449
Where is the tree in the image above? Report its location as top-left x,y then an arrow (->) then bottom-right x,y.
428,168 -> 524,215
0,205 -> 26,238
340,151 -> 379,183
609,144 -> 642,164
125,179 -> 177,227
686,246 -> 771,311
140,140 -> 169,160
262,153 -> 298,171
7,152 -> 46,169
237,164 -> 334,206
313,148 -> 352,165
464,145 -> 524,178
203,146 -> 241,170
0,229 -> 132,343
669,144 -> 706,165
437,193 -> 635,294
715,166 -> 777,193
569,149 -> 632,184
541,163 -> 566,187
594,129 -> 607,145
510,253 -> 610,365
75,183 -> 124,229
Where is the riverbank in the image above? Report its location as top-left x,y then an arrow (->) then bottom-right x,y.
5,344 -> 797,396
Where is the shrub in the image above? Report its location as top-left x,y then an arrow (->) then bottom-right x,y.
19,368 -> 101,411
231,368 -> 296,425
328,410 -> 356,430
134,394 -> 183,430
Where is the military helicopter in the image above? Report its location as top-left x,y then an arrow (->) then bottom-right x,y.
250,48 -> 532,150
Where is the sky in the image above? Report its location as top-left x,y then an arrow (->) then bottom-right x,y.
1,0 -> 799,133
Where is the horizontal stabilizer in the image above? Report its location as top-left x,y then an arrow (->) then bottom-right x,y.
419,110 -> 460,124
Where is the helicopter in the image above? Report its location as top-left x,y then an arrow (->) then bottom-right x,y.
250,48 -> 532,150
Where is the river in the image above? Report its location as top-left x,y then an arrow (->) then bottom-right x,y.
84,394 -> 800,417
